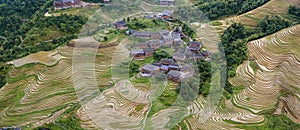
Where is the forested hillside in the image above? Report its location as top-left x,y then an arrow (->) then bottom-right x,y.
0,0 -> 87,88
196,0 -> 270,20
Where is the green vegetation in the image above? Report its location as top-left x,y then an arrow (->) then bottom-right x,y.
23,14 -> 87,45
196,0 -> 270,20
0,65 -> 9,88
153,49 -> 171,61
129,57 -> 154,77
249,60 -> 257,73
135,104 -> 144,112
0,0 -> 88,88
246,97 -> 251,101
210,21 -> 223,26
233,86 -> 244,95
181,23 -> 197,40
288,6 -> 300,17
127,18 -> 170,31
197,59 -> 211,96
236,115 -> 300,130
222,15 -> 290,94
100,1 -> 143,19
288,5 -> 300,23
148,86 -> 178,117
35,104 -> 84,130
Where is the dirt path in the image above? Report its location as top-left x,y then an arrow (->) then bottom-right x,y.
32,106 -> 70,127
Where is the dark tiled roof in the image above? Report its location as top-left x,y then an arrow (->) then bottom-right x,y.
131,49 -> 144,54
167,70 -> 181,78
160,59 -> 173,64
142,64 -> 160,71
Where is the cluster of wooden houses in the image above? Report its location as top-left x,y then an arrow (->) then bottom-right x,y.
114,20 -> 128,30
129,28 -> 185,60
54,0 -> 111,10
54,0 -> 81,10
140,59 -> 193,82
160,0 -> 175,6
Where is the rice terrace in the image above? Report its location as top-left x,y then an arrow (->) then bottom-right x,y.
0,0 -> 300,129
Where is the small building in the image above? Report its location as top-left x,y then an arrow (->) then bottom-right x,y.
159,59 -> 173,72
54,0 -> 81,10
103,0 -> 110,4
74,0 -> 81,4
161,10 -> 172,20
54,0 -> 64,8
172,32 -> 181,45
131,31 -> 151,38
162,34 -> 173,46
193,54 -> 205,61
160,59 -> 173,66
114,20 -> 128,30
135,42 -> 149,49
150,32 -> 163,39
144,48 -> 155,57
148,40 -> 162,49
140,64 -> 161,77
159,30 -> 170,36
167,70 -> 182,82
169,63 -> 180,71
188,41 -> 202,53
131,49 -> 145,60
172,53 -> 186,61
160,0 -> 175,6
202,51 -> 211,57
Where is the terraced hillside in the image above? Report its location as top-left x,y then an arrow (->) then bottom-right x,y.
0,45 -> 116,128
207,0 -> 300,32
1,0 -> 300,129
229,0 -> 300,26
230,24 -> 300,123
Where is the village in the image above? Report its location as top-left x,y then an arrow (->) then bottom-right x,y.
53,0 -> 210,83
53,0 -> 111,10
53,0 -> 175,10
113,9 -> 210,83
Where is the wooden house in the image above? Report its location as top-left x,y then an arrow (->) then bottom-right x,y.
131,31 -> 151,38
172,32 -> 181,45
54,0 -> 81,10
131,49 -> 145,60
160,0 -> 175,6
114,20 -> 128,30
148,40 -> 162,49
169,63 -> 180,71
144,49 -> 155,57
167,70 -> 182,82
160,59 -> 173,66
135,42 -> 149,49
202,51 -> 211,57
188,41 -> 202,53
159,30 -> 170,36
172,53 -> 186,61
140,64 -> 161,77
162,34 -> 173,46
104,0 -> 110,4
150,32 -> 163,39
193,54 -> 205,61
161,10 -> 172,20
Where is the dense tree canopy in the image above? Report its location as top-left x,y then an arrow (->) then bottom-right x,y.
196,0 -> 270,20
288,5 -> 300,17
